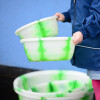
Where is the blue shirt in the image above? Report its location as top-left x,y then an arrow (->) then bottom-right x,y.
62,0 -> 100,71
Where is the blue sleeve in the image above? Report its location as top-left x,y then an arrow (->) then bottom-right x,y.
62,9 -> 71,23
79,0 -> 100,39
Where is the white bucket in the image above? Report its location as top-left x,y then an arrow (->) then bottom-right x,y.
20,37 -> 75,61
15,16 -> 58,39
13,70 -> 94,100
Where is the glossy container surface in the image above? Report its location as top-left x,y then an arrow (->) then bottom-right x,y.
20,37 -> 75,62
15,16 -> 58,39
13,70 -> 94,100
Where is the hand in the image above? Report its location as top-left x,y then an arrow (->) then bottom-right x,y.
54,12 -> 65,22
73,31 -> 83,45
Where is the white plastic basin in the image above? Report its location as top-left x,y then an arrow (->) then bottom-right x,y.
15,16 -> 58,39
20,37 -> 75,61
13,70 -> 94,100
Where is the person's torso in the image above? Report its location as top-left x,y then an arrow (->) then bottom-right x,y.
70,0 -> 100,48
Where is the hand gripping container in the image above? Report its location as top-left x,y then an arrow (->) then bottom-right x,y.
15,16 -> 58,39
20,37 -> 75,61
13,70 -> 94,100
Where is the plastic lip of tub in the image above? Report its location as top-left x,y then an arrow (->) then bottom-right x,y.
20,37 -> 72,43
15,16 -> 58,35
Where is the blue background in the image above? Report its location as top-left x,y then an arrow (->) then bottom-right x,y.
0,0 -> 86,72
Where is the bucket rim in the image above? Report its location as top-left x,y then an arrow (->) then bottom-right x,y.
20,37 -> 73,43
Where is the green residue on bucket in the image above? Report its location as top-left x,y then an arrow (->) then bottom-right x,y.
68,80 -> 82,90
35,20 -> 52,37
61,37 -> 71,60
18,95 -> 23,100
58,70 -> 66,80
85,80 -> 93,92
68,90 -> 72,93
41,97 -> 47,100
38,20 -> 51,37
19,35 -> 24,39
38,39 -> 48,61
16,32 -> 24,39
14,87 -> 22,93
56,93 -> 66,97
52,70 -> 66,81
81,94 -> 90,100
16,87 -> 22,93
23,44 -> 33,61
47,82 -> 58,92
19,75 -> 28,90
31,87 -> 38,92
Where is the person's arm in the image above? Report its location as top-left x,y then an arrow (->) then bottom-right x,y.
62,9 -> 71,22
54,9 -> 71,22
79,0 -> 100,39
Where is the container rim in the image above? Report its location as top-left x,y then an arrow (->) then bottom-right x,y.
20,37 -> 73,43
14,85 -> 93,100
15,16 -> 57,35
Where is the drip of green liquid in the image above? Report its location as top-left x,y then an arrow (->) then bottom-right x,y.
47,82 -> 58,92
61,37 -> 71,60
58,70 -> 66,80
85,80 -> 93,92
16,87 -> 22,93
52,70 -> 66,81
35,20 -> 52,37
18,95 -> 23,100
56,93 -> 66,97
16,32 -> 24,39
19,35 -> 24,39
81,94 -> 90,100
68,80 -> 82,90
24,38 -> 48,61
41,97 -> 47,100
20,75 -> 28,90
68,90 -> 72,93
31,87 -> 38,92
38,38 -> 48,61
